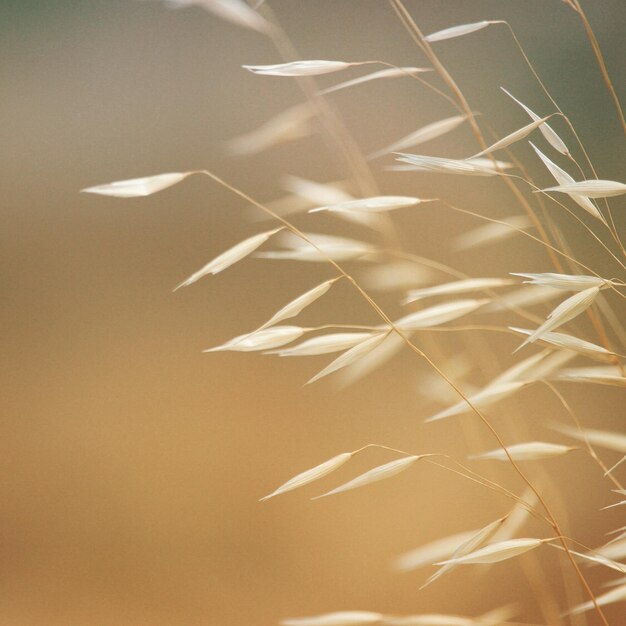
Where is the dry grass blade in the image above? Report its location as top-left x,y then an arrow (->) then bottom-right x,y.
470,116 -> 553,158
509,327 -> 617,361
539,180 -> 626,198
451,216 -> 531,251
175,228 -> 282,289
394,153 -> 498,176
393,529 -> 479,572
436,538 -> 545,565
310,196 -> 428,214
243,60 -> 353,76
425,381 -> 527,423
424,20 -> 502,43
271,332 -> 375,357
169,0 -> 272,33
515,286 -> 601,349
306,332 -> 390,385
471,442 -> 576,462
226,104 -> 314,155
551,423 -> 626,454
421,516 -> 507,589
81,172 -> 194,197
260,452 -> 353,501
529,142 -> 605,222
313,455 -> 420,499
281,611 -> 384,626
511,272 -> 611,291
368,115 -> 469,159
256,278 -> 339,331
501,87 -> 568,155
396,299 -> 488,330
204,325 -> 305,353
319,67 -> 431,95
404,278 -> 513,303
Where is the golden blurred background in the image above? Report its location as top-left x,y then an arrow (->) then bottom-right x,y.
1,1 -> 625,624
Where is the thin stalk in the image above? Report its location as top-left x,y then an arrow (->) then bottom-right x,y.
568,0 -> 626,135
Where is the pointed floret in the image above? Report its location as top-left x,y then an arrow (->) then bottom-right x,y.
260,452 -> 353,501
82,172 -> 194,197
313,456 -> 420,498
175,228 -> 281,289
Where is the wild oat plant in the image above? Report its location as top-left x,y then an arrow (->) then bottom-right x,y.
84,1 -> 625,624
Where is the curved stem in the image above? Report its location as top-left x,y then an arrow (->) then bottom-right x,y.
569,0 -> 626,135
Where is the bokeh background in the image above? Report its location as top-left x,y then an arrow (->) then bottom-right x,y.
2,1 -> 625,624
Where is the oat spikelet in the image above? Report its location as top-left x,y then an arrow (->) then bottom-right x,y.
515,285 -> 601,349
425,381 -> 527,423
539,180 -> 626,198
394,154 -> 498,176
530,142 -> 606,223
470,116 -> 554,158
260,452 -> 353,501
175,228 -> 282,289
319,67 -> 431,95
424,20 -> 502,43
256,278 -> 339,331
511,272 -> 611,291
243,60 -> 353,76
404,278 -> 513,303
226,104 -> 314,155
396,299 -> 488,330
271,333 -> 375,357
393,529 -> 479,572
281,611 -> 383,626
384,614 -> 474,626
471,441 -> 576,462
310,196 -> 429,214
168,0 -> 271,34
313,456 -> 420,499
551,424 -> 626,454
82,172 -> 195,197
306,332 -> 389,385
436,538 -> 545,565
567,583 -> 626,616
204,325 -> 305,353
257,233 -> 375,263
509,327 -> 617,361
421,516 -> 508,588
501,87 -> 568,155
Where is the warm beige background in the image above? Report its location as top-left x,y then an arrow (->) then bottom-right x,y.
2,1 -> 625,624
